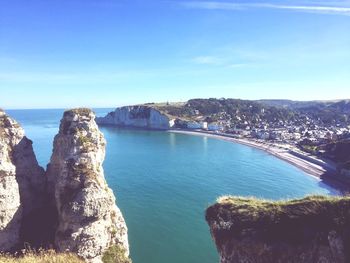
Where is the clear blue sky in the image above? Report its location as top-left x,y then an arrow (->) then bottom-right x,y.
1,0 -> 349,109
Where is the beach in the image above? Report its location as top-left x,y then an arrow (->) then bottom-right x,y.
168,129 -> 337,180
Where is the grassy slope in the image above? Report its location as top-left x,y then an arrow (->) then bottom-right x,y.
0,251 -> 83,263
207,195 -> 350,224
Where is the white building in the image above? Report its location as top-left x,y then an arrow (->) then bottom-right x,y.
169,119 -> 176,128
201,122 -> 208,130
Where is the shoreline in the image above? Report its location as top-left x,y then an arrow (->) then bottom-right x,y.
168,129 -> 338,181
97,124 -> 347,192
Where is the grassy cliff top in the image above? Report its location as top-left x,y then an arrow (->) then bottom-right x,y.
139,102 -> 203,121
207,195 -> 350,222
0,251 -> 83,263
206,195 -> 350,245
140,102 -> 190,120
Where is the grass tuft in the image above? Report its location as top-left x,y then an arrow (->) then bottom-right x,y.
102,245 -> 131,263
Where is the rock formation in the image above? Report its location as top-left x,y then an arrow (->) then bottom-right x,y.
0,110 -> 23,250
206,195 -> 350,263
0,108 -> 129,263
0,109 -> 46,251
47,108 -> 129,262
96,106 -> 172,129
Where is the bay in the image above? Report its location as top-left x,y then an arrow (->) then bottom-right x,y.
6,109 -> 336,263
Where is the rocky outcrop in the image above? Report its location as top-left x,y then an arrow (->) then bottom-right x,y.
47,108 -> 129,263
0,110 -> 23,250
0,108 -> 130,262
206,195 -> 350,263
96,106 -> 172,129
0,109 -> 46,251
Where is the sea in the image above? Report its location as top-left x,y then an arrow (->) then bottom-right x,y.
6,109 -> 337,263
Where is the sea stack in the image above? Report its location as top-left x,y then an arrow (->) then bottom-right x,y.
46,108 -> 129,263
0,109 -> 46,250
206,196 -> 350,263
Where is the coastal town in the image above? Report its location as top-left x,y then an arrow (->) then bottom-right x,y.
172,107 -> 350,152
170,111 -> 350,144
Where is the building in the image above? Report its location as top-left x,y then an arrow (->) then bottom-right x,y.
201,122 -> 208,130
208,123 -> 224,131
187,121 -> 202,129
169,119 -> 176,128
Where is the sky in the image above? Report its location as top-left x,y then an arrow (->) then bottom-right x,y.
0,0 -> 350,109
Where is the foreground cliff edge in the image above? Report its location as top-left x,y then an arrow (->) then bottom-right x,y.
206,195 -> 350,263
0,108 -> 130,263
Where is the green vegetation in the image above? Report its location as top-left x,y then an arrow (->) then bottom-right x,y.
206,195 -> 350,245
70,162 -> 98,183
262,99 -> 350,125
322,139 -> 350,164
77,134 -> 95,151
299,144 -> 318,155
298,139 -> 350,171
211,195 -> 348,220
298,100 -> 350,125
152,98 -> 297,124
145,98 -> 350,128
0,250 -> 83,263
102,244 -> 132,263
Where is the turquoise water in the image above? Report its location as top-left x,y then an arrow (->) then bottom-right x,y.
7,109 -> 337,263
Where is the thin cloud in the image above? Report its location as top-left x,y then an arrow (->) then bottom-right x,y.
192,56 -> 256,68
192,56 -> 223,65
181,1 -> 350,15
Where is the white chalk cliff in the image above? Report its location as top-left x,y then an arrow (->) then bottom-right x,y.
47,109 -> 129,263
0,109 -> 46,251
96,106 -> 171,129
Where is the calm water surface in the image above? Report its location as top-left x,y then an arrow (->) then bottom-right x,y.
7,109 -> 337,263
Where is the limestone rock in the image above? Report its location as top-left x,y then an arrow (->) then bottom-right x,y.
47,108 -> 129,263
96,106 -> 171,129
0,109 -> 46,251
206,195 -> 350,263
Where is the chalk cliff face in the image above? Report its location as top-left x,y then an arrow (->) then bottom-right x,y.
0,110 -> 23,250
47,109 -> 129,263
206,196 -> 350,263
96,106 -> 171,129
0,109 -> 46,251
